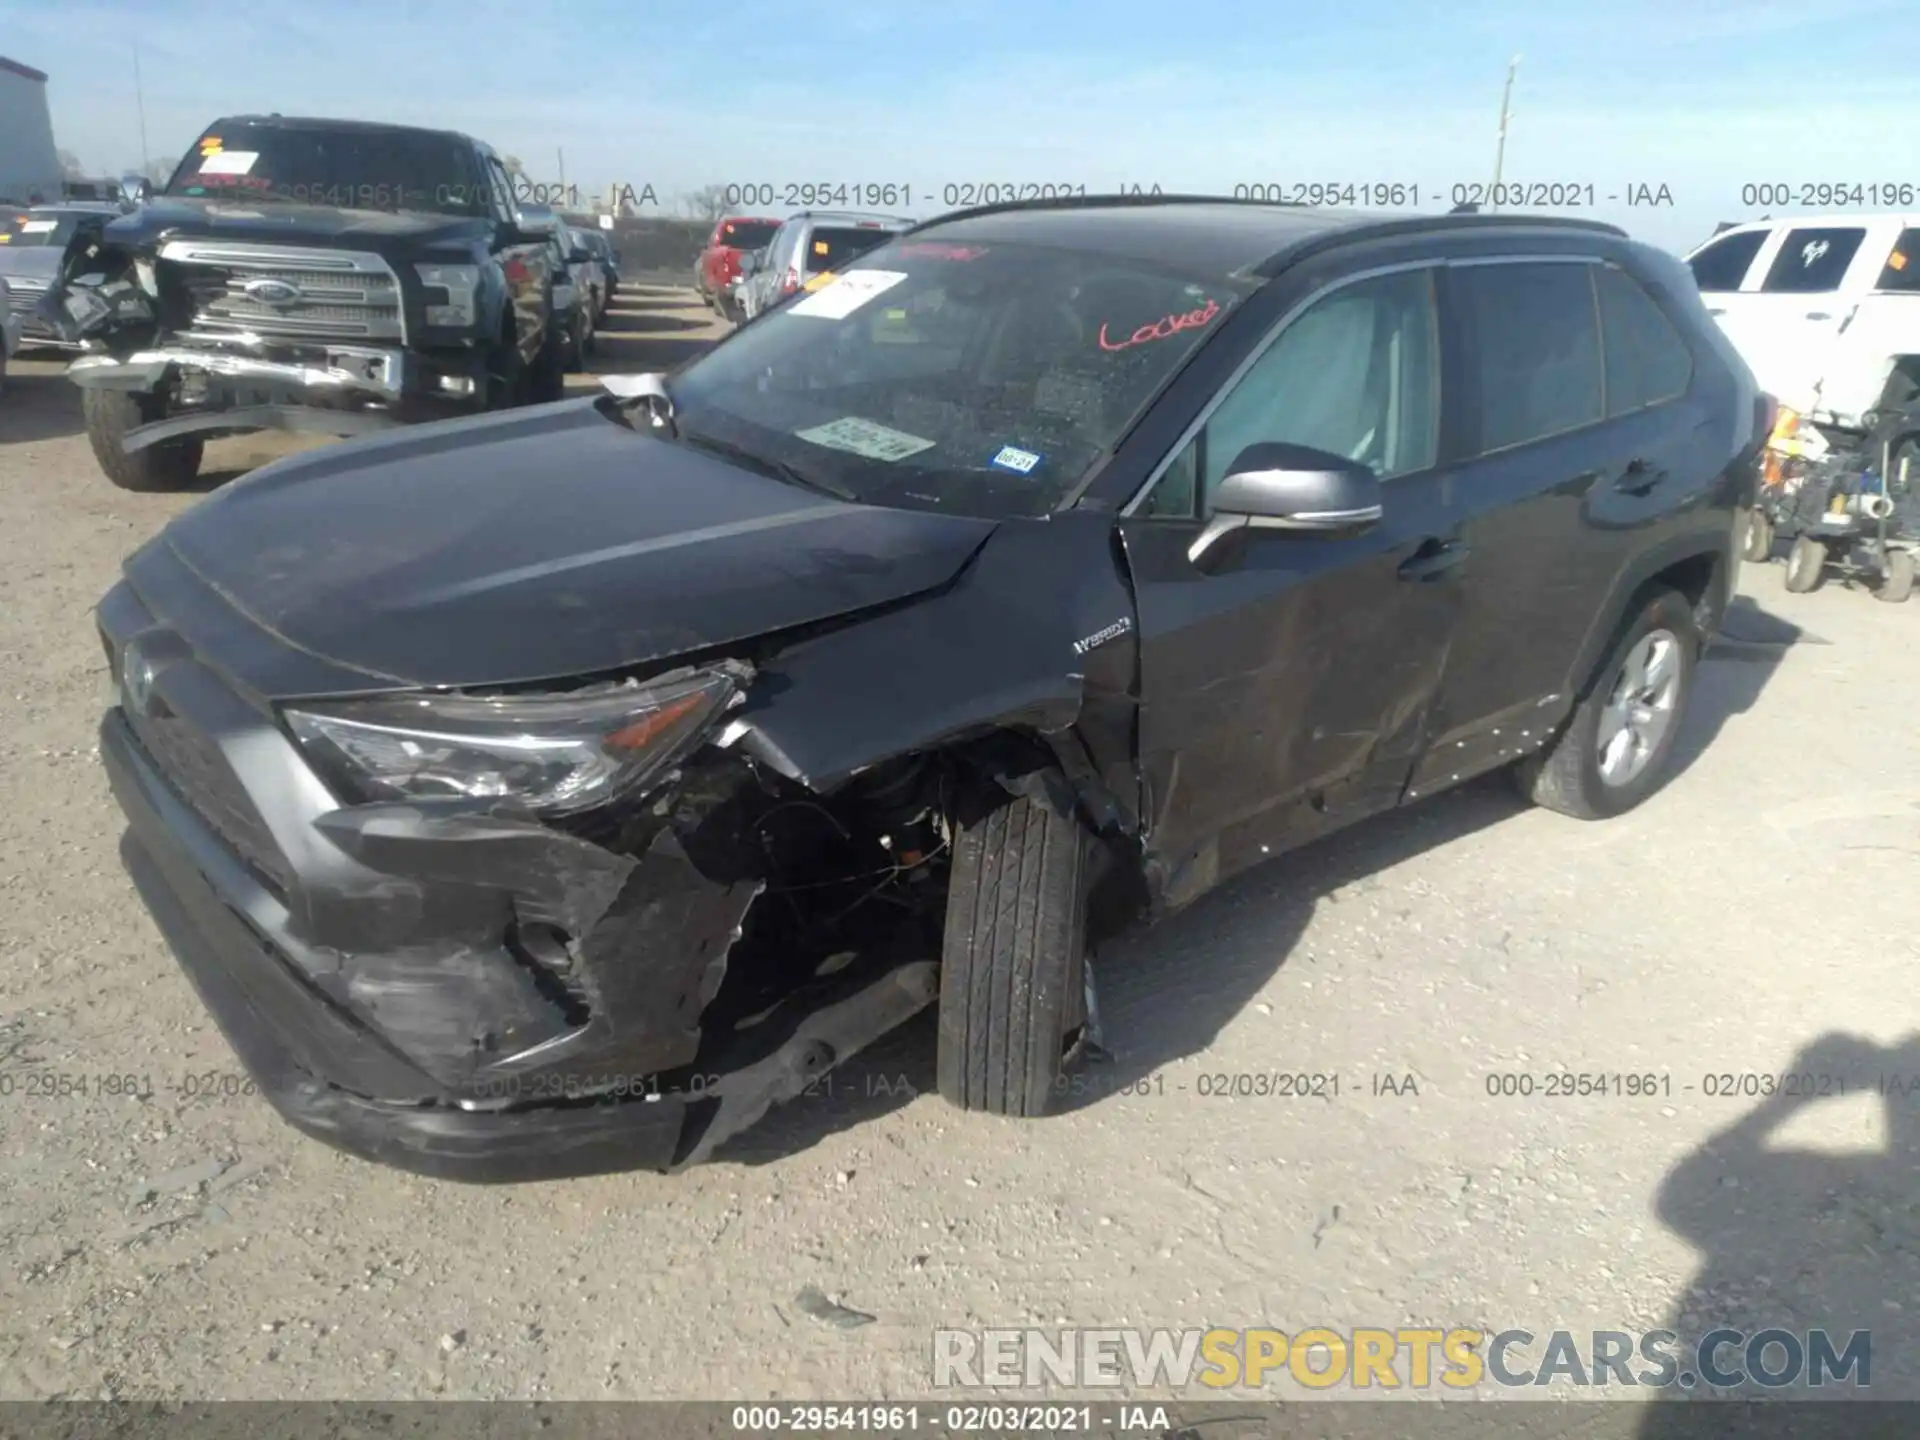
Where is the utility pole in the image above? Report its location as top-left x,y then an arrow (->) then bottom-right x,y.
1488,54 -> 1520,207
132,42 -> 151,177
557,146 -> 567,206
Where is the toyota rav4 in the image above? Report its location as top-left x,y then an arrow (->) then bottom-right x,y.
96,197 -> 1765,1181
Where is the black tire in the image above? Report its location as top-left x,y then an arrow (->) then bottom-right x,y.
0,344 -> 8,400
482,329 -> 523,411
1513,588 -> 1699,821
1783,534 -> 1827,593
82,388 -> 203,492
1876,549 -> 1916,604
580,308 -> 597,361
937,788 -> 1092,1117
527,318 -> 567,403
1740,508 -> 1774,563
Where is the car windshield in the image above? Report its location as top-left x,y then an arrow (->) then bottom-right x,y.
0,209 -> 82,247
666,237 -> 1253,518
165,123 -> 486,218
805,225 -> 902,273
719,219 -> 780,250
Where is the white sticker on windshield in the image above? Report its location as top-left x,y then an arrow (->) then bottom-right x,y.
198,150 -> 259,176
19,219 -> 57,234
786,269 -> 908,319
796,415 -> 936,463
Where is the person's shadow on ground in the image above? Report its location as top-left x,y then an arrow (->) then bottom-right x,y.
1637,1032 -> 1920,1438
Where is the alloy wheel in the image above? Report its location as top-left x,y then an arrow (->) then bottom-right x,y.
1596,627 -> 1681,787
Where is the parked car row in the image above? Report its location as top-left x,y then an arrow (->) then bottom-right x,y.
694,210 -> 913,324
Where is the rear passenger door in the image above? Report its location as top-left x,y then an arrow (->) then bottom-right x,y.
1414,257 -> 1616,784
1416,255 -> 1713,795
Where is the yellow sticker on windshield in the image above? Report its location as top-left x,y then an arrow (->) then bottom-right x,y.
199,136 -> 223,154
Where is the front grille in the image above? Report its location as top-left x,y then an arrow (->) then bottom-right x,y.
157,240 -> 404,343
4,275 -> 48,315
128,703 -> 292,897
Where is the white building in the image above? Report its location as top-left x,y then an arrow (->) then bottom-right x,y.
0,56 -> 62,204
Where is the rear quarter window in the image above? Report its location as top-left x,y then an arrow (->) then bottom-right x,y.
1596,266 -> 1693,415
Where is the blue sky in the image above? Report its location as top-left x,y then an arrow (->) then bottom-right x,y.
6,0 -> 1919,252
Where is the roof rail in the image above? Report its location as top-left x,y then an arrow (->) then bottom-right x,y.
904,190 -> 1629,248
902,190 -> 1320,234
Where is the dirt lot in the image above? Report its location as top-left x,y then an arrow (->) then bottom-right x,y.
1,283 -> 1917,1405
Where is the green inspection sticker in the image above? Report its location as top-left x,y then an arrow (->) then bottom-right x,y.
795,416 -> 937,462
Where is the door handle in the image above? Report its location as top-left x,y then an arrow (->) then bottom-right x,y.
1397,537 -> 1468,582
1805,311 -> 1831,320
1706,307 -> 1727,316
1614,458 -> 1665,496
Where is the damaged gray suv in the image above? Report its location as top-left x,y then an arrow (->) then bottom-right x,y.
98,197 -> 1765,1180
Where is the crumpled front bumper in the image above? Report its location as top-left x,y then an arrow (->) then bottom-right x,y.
102,708 -> 939,1182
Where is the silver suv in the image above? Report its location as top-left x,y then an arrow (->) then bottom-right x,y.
737,210 -> 912,321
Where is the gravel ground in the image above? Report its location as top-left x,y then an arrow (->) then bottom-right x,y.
0,283 -> 1916,1407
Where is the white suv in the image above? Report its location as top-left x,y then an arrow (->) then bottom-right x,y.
1684,215 -> 1920,435
0,275 -> 20,398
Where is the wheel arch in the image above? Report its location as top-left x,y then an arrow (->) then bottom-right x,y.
1562,528 -> 1733,697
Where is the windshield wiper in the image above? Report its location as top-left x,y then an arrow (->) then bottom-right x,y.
678,430 -> 855,501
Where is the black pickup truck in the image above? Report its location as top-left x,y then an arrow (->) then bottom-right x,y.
37,115 -> 583,490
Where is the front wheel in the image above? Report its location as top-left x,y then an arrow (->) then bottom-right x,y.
1740,508 -> 1774,562
937,789 -> 1092,1117
82,389 -> 204,492
1514,588 -> 1699,821
1783,534 -> 1827,593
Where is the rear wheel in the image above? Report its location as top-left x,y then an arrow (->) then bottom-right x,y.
1514,588 -> 1698,821
1876,549 -> 1916,604
1740,508 -> 1774,562
82,389 -> 203,492
937,788 -> 1092,1117
1783,535 -> 1827,593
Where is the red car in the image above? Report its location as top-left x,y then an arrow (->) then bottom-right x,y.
696,215 -> 781,312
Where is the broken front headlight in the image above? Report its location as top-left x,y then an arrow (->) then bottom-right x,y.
283,666 -> 744,816
415,262 -> 481,328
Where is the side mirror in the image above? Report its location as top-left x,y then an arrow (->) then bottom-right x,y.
568,247 -> 591,264
736,252 -> 760,277
1188,442 -> 1384,567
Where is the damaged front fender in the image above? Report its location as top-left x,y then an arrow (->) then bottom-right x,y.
732,509 -> 1145,836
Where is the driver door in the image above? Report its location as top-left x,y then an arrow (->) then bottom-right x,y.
1117,263 -> 1466,902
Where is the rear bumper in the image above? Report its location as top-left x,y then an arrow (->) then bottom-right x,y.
103,709 -> 694,1182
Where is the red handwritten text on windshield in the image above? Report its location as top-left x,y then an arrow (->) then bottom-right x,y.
1098,297 -> 1221,353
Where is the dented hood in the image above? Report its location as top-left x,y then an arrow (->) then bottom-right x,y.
155,399 -> 998,691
